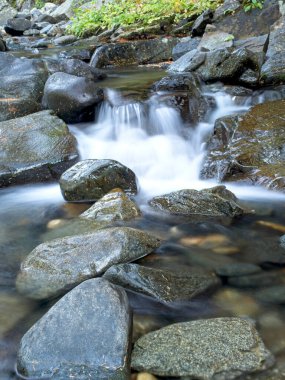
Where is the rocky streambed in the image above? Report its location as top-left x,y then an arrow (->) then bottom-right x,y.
1,0 -> 285,379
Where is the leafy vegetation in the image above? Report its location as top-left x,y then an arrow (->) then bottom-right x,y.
69,0 -> 222,37
243,0 -> 265,12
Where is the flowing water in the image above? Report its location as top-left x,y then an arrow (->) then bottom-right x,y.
1,68 -> 285,379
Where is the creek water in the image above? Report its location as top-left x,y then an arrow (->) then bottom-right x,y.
1,68 -> 285,379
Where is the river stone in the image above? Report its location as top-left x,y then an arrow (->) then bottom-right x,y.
4,17 -> 31,36
17,278 -> 132,379
16,227 -> 161,300
228,270 -> 285,288
168,49 -> 206,73
216,263 -> 261,277
42,72 -> 104,123
0,0 -> 17,26
103,263 -> 220,302
172,37 -> 201,61
197,26 -> 234,51
213,0 -> 241,23
255,285 -> 285,304
149,186 -> 244,218
131,317 -> 274,379
90,38 -> 177,68
80,189 -> 141,222
234,34 -> 269,71
0,110 -> 78,188
60,159 -> 138,202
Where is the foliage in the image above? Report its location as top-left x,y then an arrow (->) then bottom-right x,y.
69,0 -> 222,37
35,0 -> 45,8
243,0 -> 265,12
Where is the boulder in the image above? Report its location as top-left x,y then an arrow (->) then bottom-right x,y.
90,38 -> 177,68
104,263 -> 220,302
4,17 -> 31,36
16,227 -> 161,300
51,0 -> 86,19
0,37 -> 5,51
131,318 -> 274,379
0,110 -> 78,187
197,25 -> 234,51
191,9 -> 213,37
17,278 -> 132,379
60,159 -> 138,202
213,0 -> 241,23
0,0 -> 17,26
168,49 -> 206,73
42,72 -> 104,123
172,36 -> 200,61
234,34 -> 269,71
53,34 -> 78,45
149,186 -> 244,218
80,189 -> 141,222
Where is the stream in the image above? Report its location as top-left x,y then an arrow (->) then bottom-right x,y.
1,68 -> 285,379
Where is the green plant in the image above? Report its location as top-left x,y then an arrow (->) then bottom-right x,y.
243,0 -> 264,12
224,34 -> 235,42
35,0 -> 45,9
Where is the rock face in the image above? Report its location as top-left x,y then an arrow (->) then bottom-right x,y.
149,186 -> 244,218
0,110 -> 78,187
42,72 -> 104,123
131,318 -> 274,379
4,17 -> 31,36
90,38 -> 177,68
80,189 -> 141,222
202,100 -> 285,191
60,159 -> 138,202
16,227 -> 161,299
104,264 -> 220,302
17,278 -> 132,380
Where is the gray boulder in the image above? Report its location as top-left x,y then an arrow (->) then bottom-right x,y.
51,0 -> 86,19
172,37 -> 200,61
4,17 -> 31,35
191,9 -> 213,36
234,34 -> 269,71
0,0 -> 17,26
197,25 -> 234,51
131,318 -> 274,379
17,278 -> 132,379
104,263 -> 220,302
168,49 -> 206,73
149,186 -> 244,218
60,159 -> 138,202
0,110 -> 78,187
16,227 -> 161,299
42,72 -> 104,123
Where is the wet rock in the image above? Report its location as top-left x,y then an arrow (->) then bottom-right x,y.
197,26 -> 234,51
0,0 -> 17,26
23,28 -> 40,36
261,18 -> 285,84
133,314 -> 165,343
191,9 -> 213,37
149,186 -> 244,218
131,317 -> 274,379
0,110 -> 78,188
239,69 -> 259,86
4,17 -> 31,36
16,227 -> 161,300
17,278 -> 132,379
168,49 -> 206,73
90,38 -> 177,68
172,36 -> 200,61
53,34 -> 77,45
256,285 -> 285,304
228,270 -> 285,288
104,263 -> 220,302
60,159 -> 138,202
80,189 -> 141,222
234,34 -> 269,71
216,263 -> 261,277
42,72 -> 104,123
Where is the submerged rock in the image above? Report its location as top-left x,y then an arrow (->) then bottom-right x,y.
131,317 -> 274,379
17,278 -> 132,379
16,227 -> 161,299
60,159 -> 138,202
0,110 -> 78,187
104,263 -> 220,302
149,186 -> 244,218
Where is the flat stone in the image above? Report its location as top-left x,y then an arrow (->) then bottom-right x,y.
168,49 -> 206,73
131,317 -> 274,379
17,278 -> 132,379
172,37 -> 200,61
198,27 -> 234,51
16,227 -> 161,300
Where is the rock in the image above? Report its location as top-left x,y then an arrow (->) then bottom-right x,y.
213,0 -> 241,23
0,110 -> 78,188
4,17 -> 31,36
17,278 -> 132,379
37,13 -> 57,24
202,100 -> 285,191
197,26 -> 234,51
0,37 -> 5,51
42,72 -> 104,123
0,52 -> 48,122
60,159 -> 138,202
90,38 -> 177,68
172,36 -> 200,61
0,0 -> 17,26
149,186 -> 244,218
261,18 -> 285,84
213,0 -> 281,39
51,0 -> 85,19
23,28 -> 40,36
191,9 -> 213,36
131,317 -> 274,379
239,69 -> 259,86
104,263 -> 220,302
53,34 -> 77,45
168,49 -> 206,73
228,270 -> 285,288
16,227 -> 161,300
234,34 -> 269,71
80,189 -> 141,222
216,263 -> 261,278
256,285 -> 285,304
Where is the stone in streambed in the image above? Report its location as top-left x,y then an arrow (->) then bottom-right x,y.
255,285 -> 285,304
104,263 -> 220,303
216,263 -> 261,277
17,278 -> 132,380
4,17 -> 31,36
60,159 -> 137,202
131,317 -> 274,379
16,227 -> 161,300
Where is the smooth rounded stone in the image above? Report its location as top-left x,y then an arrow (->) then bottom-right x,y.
255,285 -> 285,304
172,37 -> 201,61
17,278 -> 132,380
228,270 -> 285,288
0,110 -> 78,187
149,186 -> 244,218
136,373 -> 157,380
131,317 -> 274,379
80,189 -> 141,222
4,17 -> 31,36
216,263 -> 261,277
53,34 -> 77,45
42,72 -> 104,123
23,28 -> 41,36
104,263 -> 220,303
60,159 -> 138,202
16,227 -> 161,300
